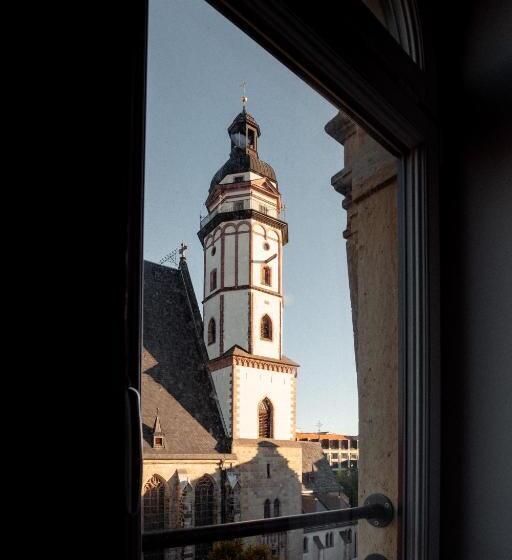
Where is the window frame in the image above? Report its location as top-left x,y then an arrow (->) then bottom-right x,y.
207,317 -> 216,345
124,2 -> 441,560
260,314 -> 273,341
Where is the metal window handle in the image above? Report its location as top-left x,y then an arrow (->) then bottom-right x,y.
125,386 -> 142,516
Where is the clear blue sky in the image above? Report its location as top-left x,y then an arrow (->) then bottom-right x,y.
144,0 -> 358,435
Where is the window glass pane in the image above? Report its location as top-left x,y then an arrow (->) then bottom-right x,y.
142,1 -> 399,559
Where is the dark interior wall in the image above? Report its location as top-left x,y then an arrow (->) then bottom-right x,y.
437,1 -> 512,558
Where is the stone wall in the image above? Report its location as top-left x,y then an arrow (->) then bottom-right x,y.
232,439 -> 303,559
326,112 -> 399,559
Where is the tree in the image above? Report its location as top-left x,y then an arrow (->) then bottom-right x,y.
336,465 -> 359,506
208,540 -> 277,560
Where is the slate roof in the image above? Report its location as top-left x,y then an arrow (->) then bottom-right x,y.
301,442 -> 344,494
227,110 -> 261,137
300,441 -> 350,513
210,149 -> 277,192
142,260 -> 229,456
210,110 -> 277,191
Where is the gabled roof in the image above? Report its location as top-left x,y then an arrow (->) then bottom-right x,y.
142,260 -> 229,456
300,441 -> 344,495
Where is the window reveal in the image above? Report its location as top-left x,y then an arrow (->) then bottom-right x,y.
258,397 -> 273,438
264,499 -> 271,519
261,265 -> 272,286
207,318 -> 216,345
143,475 -> 167,532
260,315 -> 272,340
210,268 -> 217,291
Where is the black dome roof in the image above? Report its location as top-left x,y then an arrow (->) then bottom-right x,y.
210,110 -> 276,191
209,150 -> 276,192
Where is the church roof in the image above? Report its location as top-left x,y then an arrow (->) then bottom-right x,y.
300,441 -> 344,495
227,110 -> 261,136
210,110 -> 277,191
142,260 -> 229,456
209,150 -> 277,192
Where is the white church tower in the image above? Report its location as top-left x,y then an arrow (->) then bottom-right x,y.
198,104 -> 299,441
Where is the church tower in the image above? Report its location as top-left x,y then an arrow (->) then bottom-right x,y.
198,106 -> 299,440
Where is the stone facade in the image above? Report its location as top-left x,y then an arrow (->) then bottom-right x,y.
233,439 -> 303,559
326,111 -> 399,559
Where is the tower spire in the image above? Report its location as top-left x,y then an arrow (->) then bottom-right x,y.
240,81 -> 248,111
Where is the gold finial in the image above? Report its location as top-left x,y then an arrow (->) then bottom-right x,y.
240,81 -> 248,110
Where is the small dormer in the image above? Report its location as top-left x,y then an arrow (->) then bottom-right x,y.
152,408 -> 165,449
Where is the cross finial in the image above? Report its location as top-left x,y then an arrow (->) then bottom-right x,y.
179,241 -> 188,260
240,81 -> 248,110
156,407 -> 159,417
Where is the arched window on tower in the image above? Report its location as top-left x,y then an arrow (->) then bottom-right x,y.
210,268 -> 217,291
260,314 -> 272,340
143,475 -> 167,532
207,318 -> 216,345
264,499 -> 271,519
273,498 -> 280,517
258,397 -> 273,438
261,265 -> 272,286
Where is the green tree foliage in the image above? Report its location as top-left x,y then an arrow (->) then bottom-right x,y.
336,466 -> 359,506
208,540 -> 277,560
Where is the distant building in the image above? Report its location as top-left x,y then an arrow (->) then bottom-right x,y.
296,432 -> 359,472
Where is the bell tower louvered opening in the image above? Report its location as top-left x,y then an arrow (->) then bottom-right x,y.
258,397 -> 273,438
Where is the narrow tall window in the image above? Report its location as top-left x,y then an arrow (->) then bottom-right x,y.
210,268 -> 217,291
247,128 -> 255,148
273,498 -> 280,517
261,265 -> 272,286
260,314 -> 272,340
225,483 -> 241,523
195,475 -> 215,526
195,475 -> 216,560
143,475 -> 166,532
258,397 -> 273,438
303,537 -> 309,553
207,318 -> 216,345
264,499 -> 271,519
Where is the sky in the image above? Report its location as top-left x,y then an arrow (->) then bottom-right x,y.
144,0 -> 358,435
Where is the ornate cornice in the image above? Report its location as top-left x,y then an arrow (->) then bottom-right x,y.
209,353 -> 298,375
198,208 -> 288,245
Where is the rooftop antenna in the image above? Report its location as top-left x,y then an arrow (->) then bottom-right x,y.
316,420 -> 323,434
240,80 -> 248,111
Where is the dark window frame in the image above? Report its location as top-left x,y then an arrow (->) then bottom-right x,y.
261,265 -> 272,286
125,2 -> 441,560
207,317 -> 216,345
260,314 -> 272,340
210,268 -> 217,291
